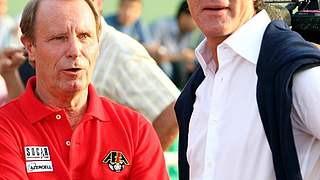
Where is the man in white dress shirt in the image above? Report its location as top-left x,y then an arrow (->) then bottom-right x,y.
175,0 -> 320,179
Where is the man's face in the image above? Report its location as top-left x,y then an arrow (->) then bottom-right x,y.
187,0 -> 255,40
24,0 -> 99,95
118,0 -> 142,26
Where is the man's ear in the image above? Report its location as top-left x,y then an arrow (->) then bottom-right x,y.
20,35 -> 36,68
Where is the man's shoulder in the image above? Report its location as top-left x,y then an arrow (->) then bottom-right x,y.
0,99 -> 20,116
0,99 -> 26,128
99,96 -> 149,125
258,20 -> 320,71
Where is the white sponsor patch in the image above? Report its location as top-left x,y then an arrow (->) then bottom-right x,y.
24,146 -> 50,161
26,161 -> 53,173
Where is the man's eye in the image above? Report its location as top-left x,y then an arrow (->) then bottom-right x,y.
79,33 -> 90,39
52,36 -> 67,41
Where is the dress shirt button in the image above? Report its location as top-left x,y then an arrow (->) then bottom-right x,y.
65,140 -> 71,146
56,114 -> 61,120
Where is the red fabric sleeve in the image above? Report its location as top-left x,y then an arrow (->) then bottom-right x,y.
128,115 -> 169,180
0,116 -> 29,180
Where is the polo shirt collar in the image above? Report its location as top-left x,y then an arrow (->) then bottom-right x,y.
86,83 -> 109,122
19,77 -> 110,124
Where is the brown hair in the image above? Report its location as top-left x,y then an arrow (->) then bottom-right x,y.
20,0 -> 101,44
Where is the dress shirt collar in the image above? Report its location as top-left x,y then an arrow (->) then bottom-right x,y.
195,10 -> 271,75
195,38 -> 215,76
19,77 -> 110,124
223,10 -> 271,65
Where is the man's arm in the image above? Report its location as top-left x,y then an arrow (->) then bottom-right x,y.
152,101 -> 179,150
292,66 -> 320,138
0,48 -> 25,101
128,115 -> 169,180
0,115 -> 28,179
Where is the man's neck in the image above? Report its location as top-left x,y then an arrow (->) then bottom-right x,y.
35,87 -> 88,130
207,36 -> 227,71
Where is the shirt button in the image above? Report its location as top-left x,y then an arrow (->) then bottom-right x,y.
65,140 -> 71,146
56,114 -> 62,120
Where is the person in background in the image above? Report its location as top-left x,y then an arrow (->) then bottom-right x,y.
0,48 -> 25,105
0,0 -> 25,106
93,0 -> 180,151
0,0 -> 169,179
105,0 -> 153,46
175,0 -> 320,179
149,1 -> 200,89
0,0 -> 17,49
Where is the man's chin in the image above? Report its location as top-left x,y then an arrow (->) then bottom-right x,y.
60,81 -> 88,94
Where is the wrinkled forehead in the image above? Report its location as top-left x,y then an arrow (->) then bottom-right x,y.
37,0 -> 93,17
35,0 -> 96,32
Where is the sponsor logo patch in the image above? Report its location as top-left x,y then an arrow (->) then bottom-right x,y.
26,161 -> 53,173
24,146 -> 53,173
24,146 -> 50,161
102,151 -> 129,173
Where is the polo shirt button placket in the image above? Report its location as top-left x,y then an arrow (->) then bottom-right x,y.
66,140 -> 71,147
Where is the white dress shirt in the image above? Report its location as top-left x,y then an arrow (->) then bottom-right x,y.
187,10 -> 320,180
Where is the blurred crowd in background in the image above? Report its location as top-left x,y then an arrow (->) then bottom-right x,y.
104,0 -> 203,89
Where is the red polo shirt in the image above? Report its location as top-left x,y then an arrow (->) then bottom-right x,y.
0,77 -> 169,180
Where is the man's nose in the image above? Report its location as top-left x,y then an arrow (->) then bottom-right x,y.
66,36 -> 81,60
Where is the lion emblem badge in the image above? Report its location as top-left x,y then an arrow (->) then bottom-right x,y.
102,151 -> 129,173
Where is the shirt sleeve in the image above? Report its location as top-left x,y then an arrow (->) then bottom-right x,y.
0,115 -> 28,179
292,66 -> 320,139
93,26 -> 180,121
128,114 -> 169,180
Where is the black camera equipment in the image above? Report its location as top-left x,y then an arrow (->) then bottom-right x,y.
265,0 -> 320,43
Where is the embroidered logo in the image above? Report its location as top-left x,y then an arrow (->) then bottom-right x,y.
26,161 -> 53,173
102,151 -> 129,173
24,146 -> 50,161
24,146 -> 53,173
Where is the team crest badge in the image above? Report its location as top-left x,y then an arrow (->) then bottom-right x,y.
102,151 -> 129,173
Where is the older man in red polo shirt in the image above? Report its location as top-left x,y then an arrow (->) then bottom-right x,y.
0,0 -> 169,179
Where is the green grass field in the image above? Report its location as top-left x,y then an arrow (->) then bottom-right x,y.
8,0 -> 184,24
